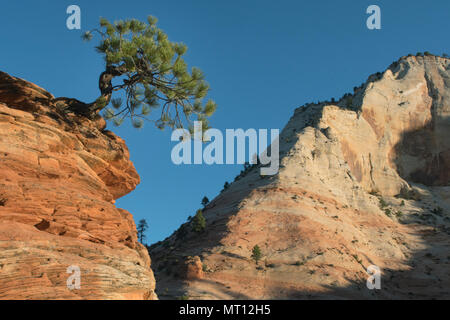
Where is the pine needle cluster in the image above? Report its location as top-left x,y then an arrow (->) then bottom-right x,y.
82,16 -> 217,131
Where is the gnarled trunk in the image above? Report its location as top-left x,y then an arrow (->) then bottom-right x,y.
54,64 -> 127,119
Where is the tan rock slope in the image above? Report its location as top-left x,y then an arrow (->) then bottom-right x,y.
0,71 -> 156,299
150,55 -> 450,299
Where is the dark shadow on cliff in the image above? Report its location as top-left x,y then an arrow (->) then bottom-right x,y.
263,207 -> 450,299
149,116 -> 450,300
263,119 -> 450,300
393,118 -> 450,187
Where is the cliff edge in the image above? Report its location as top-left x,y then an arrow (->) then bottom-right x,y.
150,55 -> 450,299
0,71 -> 156,299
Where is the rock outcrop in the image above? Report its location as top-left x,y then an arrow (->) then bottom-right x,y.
0,71 -> 156,299
150,55 -> 450,299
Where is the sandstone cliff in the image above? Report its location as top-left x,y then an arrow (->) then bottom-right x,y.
150,55 -> 450,299
0,71 -> 156,299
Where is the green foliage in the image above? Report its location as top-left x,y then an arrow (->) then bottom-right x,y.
397,188 -> 421,201
251,245 -> 262,263
201,196 -> 209,208
175,223 -> 189,240
352,254 -> 363,265
137,219 -> 149,244
346,97 -> 353,108
82,16 -> 216,130
378,198 -> 388,209
95,95 -> 108,109
192,209 -> 206,233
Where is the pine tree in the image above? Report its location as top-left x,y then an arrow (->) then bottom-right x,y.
201,196 -> 209,208
192,209 -> 206,233
137,219 -> 149,244
251,245 -> 262,264
57,16 -> 216,133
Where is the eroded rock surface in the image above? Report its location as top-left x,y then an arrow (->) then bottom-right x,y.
0,71 -> 156,300
150,55 -> 450,300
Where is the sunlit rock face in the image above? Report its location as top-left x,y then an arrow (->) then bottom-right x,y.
150,55 -> 449,300
0,71 -> 156,300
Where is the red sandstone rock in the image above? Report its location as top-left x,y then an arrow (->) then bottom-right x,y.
0,71 -> 156,300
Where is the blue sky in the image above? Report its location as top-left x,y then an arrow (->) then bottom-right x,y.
0,0 -> 448,244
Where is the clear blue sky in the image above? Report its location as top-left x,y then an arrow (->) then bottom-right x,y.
0,0 -> 448,244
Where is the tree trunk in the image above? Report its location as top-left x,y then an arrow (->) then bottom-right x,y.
54,65 -> 127,119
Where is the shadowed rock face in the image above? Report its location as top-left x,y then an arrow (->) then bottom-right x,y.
150,56 -> 449,300
0,71 -> 156,300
